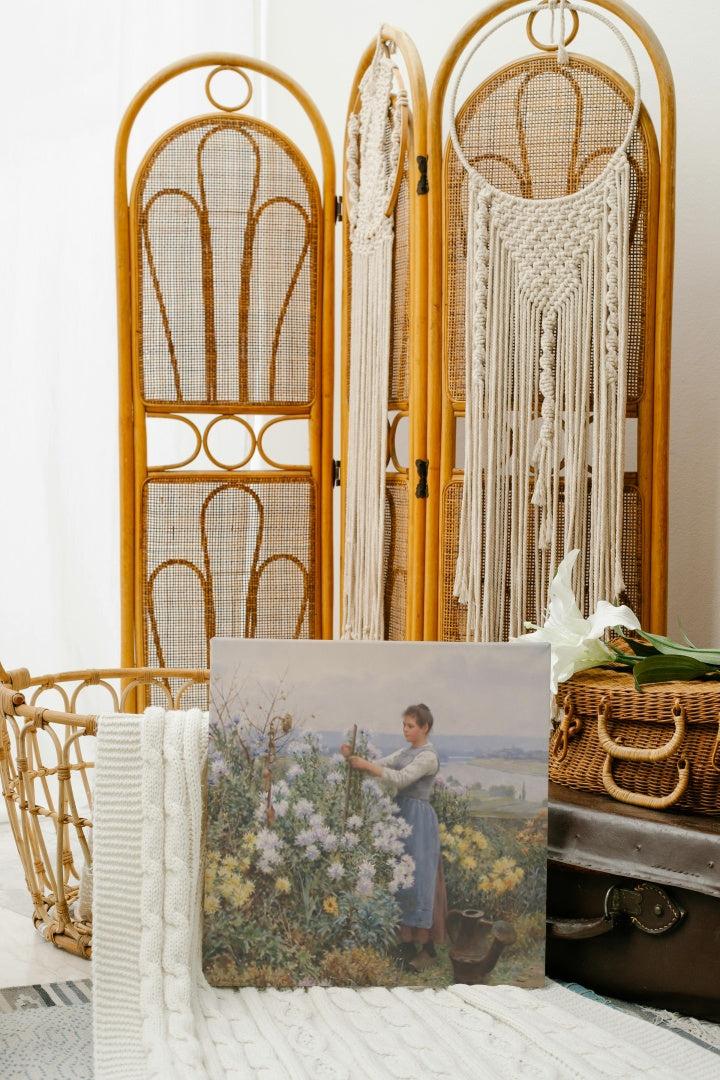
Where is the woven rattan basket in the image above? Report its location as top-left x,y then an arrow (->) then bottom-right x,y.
0,662 -> 208,958
551,668 -> 720,814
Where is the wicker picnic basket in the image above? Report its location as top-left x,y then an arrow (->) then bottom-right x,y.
550,667 -> 720,815
0,661 -> 209,958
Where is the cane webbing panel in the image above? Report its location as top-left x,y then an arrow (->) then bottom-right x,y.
390,170 -> 410,406
445,56 -> 651,406
135,116 -> 319,407
383,477 -> 409,640
439,478 -> 642,642
142,475 -> 316,670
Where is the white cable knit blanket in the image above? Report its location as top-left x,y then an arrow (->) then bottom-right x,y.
92,709 -> 717,1079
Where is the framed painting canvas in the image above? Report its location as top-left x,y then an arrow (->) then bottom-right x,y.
203,639 -> 550,989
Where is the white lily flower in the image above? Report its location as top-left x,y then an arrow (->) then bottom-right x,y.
513,549 -> 641,694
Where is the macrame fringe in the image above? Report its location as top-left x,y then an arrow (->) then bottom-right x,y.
453,157 -> 633,642
342,41 -> 402,640
449,1 -> 641,643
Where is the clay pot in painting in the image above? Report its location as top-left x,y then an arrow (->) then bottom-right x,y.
445,908 -> 516,984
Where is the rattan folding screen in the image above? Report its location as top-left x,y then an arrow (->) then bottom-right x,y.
116,2 -> 674,664
116,56 -> 335,687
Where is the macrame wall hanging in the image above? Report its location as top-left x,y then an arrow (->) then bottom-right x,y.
450,1 -> 641,642
342,37 -> 407,639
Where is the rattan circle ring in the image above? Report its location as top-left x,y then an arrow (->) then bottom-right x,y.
527,5 -> 580,52
205,65 -> 253,112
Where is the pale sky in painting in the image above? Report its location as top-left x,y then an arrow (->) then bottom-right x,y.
210,639 -> 550,740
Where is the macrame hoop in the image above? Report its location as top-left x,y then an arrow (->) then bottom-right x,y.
447,1 -> 642,641
342,39 -> 407,640
448,2 -> 641,203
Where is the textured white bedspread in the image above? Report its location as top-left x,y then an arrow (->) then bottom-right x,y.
92,709 -> 717,1079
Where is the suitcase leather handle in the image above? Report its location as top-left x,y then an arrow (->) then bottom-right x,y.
548,883 -> 685,940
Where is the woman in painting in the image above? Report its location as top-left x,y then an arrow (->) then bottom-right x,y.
341,703 -> 446,970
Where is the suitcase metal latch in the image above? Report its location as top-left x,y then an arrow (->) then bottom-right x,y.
604,882 -> 685,935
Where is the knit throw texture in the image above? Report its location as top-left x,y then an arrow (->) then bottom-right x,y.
92,709 -> 717,1078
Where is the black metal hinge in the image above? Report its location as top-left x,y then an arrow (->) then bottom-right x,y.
416,156 -> 429,196
335,195 -> 343,222
415,459 -> 429,498
332,459 -> 341,487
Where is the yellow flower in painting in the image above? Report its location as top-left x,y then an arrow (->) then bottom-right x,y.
492,856 -> 516,875
323,896 -> 339,916
228,880 -> 255,908
444,852 -> 457,864
204,894 -> 220,914
472,831 -> 488,850
460,855 -> 478,870
242,832 -> 256,850
275,877 -> 291,894
240,857 -> 251,872
452,824 -> 465,836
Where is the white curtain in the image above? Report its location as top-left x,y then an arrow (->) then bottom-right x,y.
0,0 -> 263,674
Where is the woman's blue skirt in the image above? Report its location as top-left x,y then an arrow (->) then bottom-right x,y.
396,796 -> 440,929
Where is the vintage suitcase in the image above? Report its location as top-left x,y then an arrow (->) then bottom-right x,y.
550,668 -> 720,814
546,782 -> 720,1021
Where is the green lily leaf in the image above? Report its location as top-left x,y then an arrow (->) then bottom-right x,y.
632,654 -> 719,690
603,642 -> 640,666
676,621 -> 696,649
636,631 -> 720,666
617,635 -> 658,658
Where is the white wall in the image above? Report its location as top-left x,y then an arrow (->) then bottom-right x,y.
0,0 -> 718,677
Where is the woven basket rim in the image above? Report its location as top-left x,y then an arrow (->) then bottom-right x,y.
563,666 -> 720,695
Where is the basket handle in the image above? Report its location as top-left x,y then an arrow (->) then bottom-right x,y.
712,721 -> 720,774
550,697 -> 583,762
601,755 -> 690,809
597,698 -> 686,762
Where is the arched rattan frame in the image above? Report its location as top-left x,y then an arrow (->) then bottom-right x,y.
424,0 -> 675,640
116,55 -> 336,677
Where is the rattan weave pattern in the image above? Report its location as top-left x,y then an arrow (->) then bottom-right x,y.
445,56 -> 650,406
551,668 -> 720,815
383,477 -> 409,640
136,116 -> 319,407
142,475 -> 316,674
439,478 -> 643,642
390,170 -> 410,405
